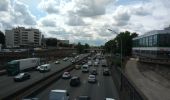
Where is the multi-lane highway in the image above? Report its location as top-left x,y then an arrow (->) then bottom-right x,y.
33,58 -> 119,100
0,54 -> 88,99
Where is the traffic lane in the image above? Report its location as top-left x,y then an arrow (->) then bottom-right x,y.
35,63 -> 119,100
35,68 -> 83,100
0,53 -> 88,90
0,59 -> 71,89
0,54 -> 88,99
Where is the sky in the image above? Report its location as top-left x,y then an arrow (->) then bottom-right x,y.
0,0 -> 170,46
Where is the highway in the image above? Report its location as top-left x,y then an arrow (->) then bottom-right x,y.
0,54 -> 89,99
33,58 -> 119,100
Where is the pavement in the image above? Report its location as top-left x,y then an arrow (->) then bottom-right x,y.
125,59 -> 170,100
34,58 -> 119,100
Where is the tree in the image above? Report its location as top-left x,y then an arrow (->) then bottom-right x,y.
45,38 -> 58,46
104,31 -> 138,56
0,31 -> 5,46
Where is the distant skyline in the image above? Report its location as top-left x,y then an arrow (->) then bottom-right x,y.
0,0 -> 170,46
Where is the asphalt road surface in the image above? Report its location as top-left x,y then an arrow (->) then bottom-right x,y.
34,58 -> 119,100
0,54 -> 88,99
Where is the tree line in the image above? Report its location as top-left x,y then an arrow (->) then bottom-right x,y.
104,31 -> 138,56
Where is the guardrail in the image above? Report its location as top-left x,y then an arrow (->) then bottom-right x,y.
1,54 -> 90,100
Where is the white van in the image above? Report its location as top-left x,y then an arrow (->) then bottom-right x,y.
37,64 -> 51,72
82,64 -> 89,73
49,89 -> 69,100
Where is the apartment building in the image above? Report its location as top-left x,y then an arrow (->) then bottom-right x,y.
5,27 -> 42,48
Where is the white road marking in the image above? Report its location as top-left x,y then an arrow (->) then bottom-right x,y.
98,82 -> 100,86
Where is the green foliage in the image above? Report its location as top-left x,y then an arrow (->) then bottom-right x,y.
45,38 -> 58,46
76,42 -> 90,54
104,31 -> 138,56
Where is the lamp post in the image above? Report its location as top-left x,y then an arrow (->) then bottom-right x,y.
108,29 -> 122,70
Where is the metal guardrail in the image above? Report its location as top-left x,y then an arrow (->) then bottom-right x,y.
1,54 -> 90,100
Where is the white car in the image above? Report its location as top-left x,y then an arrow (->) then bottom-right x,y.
62,72 -> 71,79
105,98 -> 115,100
88,75 -> 96,83
55,61 -> 60,64
94,61 -> 99,66
49,89 -> 69,100
63,57 -> 69,61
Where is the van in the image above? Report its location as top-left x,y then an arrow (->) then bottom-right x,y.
37,64 -> 51,72
82,64 -> 89,73
49,89 -> 69,100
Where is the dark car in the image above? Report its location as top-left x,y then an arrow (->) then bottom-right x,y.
70,76 -> 81,87
14,72 -> 31,82
77,96 -> 90,100
90,69 -> 97,75
103,68 -> 110,76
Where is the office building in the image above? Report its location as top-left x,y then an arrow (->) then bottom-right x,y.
5,27 -> 42,48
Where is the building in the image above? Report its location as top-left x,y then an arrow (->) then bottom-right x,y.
5,27 -> 42,48
58,40 -> 69,44
132,26 -> 170,59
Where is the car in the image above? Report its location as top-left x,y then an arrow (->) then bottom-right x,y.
90,69 -> 97,75
105,98 -> 115,100
22,98 -> 39,100
94,61 -> 99,67
63,57 -> 69,61
76,96 -> 90,100
49,89 -> 69,100
55,60 -> 60,64
14,72 -> 31,82
75,65 -> 81,70
88,75 -> 97,83
62,72 -> 71,79
70,59 -> 76,63
103,68 -> 110,76
70,76 -> 81,86
81,64 -> 89,73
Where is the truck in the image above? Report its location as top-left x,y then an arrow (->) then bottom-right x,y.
6,58 -> 40,76
49,89 -> 69,100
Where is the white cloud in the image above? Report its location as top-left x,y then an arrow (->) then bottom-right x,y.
0,0 -> 10,11
0,0 -> 170,45
38,0 -> 60,14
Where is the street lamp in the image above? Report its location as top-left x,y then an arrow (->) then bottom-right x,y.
108,29 -> 123,70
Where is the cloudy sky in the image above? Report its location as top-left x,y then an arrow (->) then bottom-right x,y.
0,0 -> 170,46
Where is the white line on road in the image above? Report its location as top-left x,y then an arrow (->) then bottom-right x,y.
98,82 -> 100,86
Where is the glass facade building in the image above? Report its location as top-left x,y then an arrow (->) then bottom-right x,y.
132,27 -> 170,59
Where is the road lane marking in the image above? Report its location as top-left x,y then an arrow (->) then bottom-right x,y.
98,82 -> 100,86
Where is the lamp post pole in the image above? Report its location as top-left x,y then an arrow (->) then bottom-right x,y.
108,29 -> 122,70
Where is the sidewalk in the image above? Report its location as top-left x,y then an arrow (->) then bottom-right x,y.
125,59 -> 170,100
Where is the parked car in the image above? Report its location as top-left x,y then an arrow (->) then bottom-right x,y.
14,72 -> 31,82
55,60 -> 60,64
70,76 -> 81,87
90,69 -> 97,75
103,68 -> 110,76
62,72 -> 71,79
76,96 -> 91,100
88,75 -> 97,83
